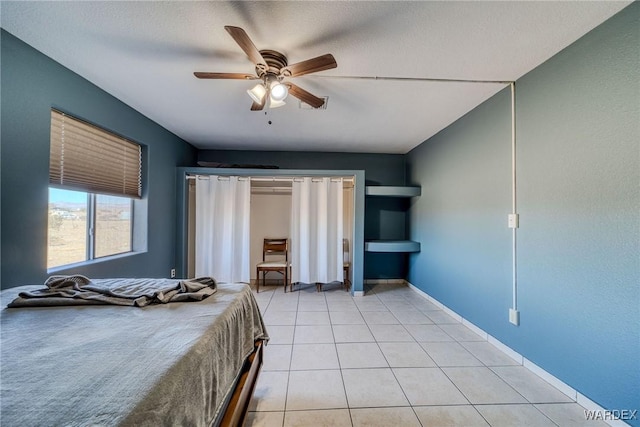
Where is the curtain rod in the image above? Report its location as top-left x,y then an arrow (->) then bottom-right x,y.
186,175 -> 354,183
187,175 -> 250,181
253,176 -> 354,183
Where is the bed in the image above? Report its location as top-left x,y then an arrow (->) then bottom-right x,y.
0,280 -> 268,427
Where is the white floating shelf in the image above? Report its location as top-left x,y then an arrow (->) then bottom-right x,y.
365,186 -> 421,197
365,240 -> 421,253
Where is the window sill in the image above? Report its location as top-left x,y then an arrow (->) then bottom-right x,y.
47,250 -> 146,275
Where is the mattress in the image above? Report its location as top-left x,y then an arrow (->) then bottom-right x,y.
0,282 -> 268,427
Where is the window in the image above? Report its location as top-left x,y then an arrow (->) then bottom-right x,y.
94,194 -> 133,258
48,110 -> 142,269
48,189 -> 133,268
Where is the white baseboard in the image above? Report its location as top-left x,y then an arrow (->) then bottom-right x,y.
364,278 -> 406,285
576,393 -> 633,427
461,318 -> 488,341
487,335 -> 523,364
523,357 -> 576,400
404,280 -> 629,427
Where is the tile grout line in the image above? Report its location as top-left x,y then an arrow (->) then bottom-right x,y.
280,290 -> 300,420
331,306 -> 355,427
362,285 -> 568,427
251,283 -> 599,427
397,285 -> 565,426
379,288 -> 447,426
355,288 -> 416,423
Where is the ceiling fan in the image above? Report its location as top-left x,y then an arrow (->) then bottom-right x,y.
194,26 -> 337,111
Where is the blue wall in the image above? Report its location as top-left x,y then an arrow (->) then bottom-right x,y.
198,150 -> 406,186
1,30 -> 197,288
199,149 -> 408,279
407,4 -> 639,419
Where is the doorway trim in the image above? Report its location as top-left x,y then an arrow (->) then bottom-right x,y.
176,167 -> 365,295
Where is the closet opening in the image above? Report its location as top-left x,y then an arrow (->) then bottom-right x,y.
178,170 -> 363,295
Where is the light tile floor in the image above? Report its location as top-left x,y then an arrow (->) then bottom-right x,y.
246,282 -> 607,427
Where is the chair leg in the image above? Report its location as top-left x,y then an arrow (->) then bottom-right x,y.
256,268 -> 259,293
289,266 -> 293,292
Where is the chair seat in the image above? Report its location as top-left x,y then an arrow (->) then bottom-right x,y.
256,238 -> 289,293
258,261 -> 289,268
344,261 -> 350,268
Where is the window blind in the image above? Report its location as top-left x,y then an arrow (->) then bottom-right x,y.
50,109 -> 142,198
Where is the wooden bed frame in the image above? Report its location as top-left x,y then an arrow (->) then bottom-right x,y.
217,340 -> 265,427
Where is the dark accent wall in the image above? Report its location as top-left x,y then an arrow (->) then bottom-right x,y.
199,149 -> 408,278
198,150 -> 405,185
406,4 -> 639,419
1,30 -> 197,288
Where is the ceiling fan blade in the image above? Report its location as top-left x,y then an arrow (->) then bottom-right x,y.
287,83 -> 325,109
280,54 -> 337,77
194,72 -> 257,80
224,26 -> 266,68
250,100 -> 265,111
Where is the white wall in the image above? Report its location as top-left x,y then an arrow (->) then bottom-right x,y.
250,192 -> 291,282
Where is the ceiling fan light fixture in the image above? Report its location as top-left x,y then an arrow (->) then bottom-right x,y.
269,99 -> 287,109
270,81 -> 288,102
247,83 -> 267,104
195,26 -> 337,112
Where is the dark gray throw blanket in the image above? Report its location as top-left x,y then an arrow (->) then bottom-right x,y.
7,275 -> 217,307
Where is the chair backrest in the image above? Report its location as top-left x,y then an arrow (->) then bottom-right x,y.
263,238 -> 288,262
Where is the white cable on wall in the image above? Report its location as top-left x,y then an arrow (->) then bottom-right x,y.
511,82 -> 518,315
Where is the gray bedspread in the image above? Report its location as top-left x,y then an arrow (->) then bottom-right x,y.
7,275 -> 218,307
0,282 -> 268,427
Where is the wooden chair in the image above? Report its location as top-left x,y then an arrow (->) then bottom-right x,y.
256,238 -> 289,293
343,238 -> 351,291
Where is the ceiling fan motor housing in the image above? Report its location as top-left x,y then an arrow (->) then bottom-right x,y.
257,50 -> 288,78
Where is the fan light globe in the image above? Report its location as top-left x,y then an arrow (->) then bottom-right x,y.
247,84 -> 267,104
270,82 -> 288,102
269,99 -> 286,109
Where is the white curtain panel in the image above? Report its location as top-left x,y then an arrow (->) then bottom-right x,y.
195,175 -> 250,283
291,177 -> 344,284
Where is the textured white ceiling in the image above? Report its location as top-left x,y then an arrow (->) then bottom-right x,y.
0,1 -> 631,153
